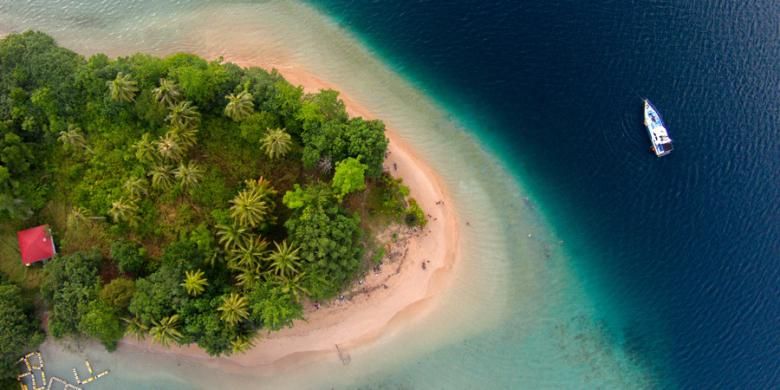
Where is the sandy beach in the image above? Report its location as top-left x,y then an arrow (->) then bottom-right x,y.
120,61 -> 462,374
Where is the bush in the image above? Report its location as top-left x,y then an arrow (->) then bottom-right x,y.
0,281 -> 44,381
78,301 -> 124,351
99,277 -> 136,311
111,240 -> 146,275
405,199 -> 427,227
41,251 -> 102,337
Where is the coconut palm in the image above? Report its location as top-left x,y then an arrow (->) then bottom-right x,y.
152,78 -> 181,108
150,315 -> 182,347
230,335 -> 254,354
229,189 -> 268,228
122,317 -> 148,340
229,237 -> 268,271
133,133 -> 157,164
224,90 -> 255,122
171,125 -> 198,149
123,177 -> 148,199
273,273 -> 310,303
181,269 -> 208,296
166,101 -> 200,129
67,206 -> 105,228
57,125 -> 88,151
149,165 -> 174,191
107,72 -> 139,102
174,161 -> 203,190
215,223 -> 248,252
260,128 -> 292,160
267,241 -> 301,279
218,293 -> 249,326
234,267 -> 260,289
108,198 -> 139,226
156,132 -> 185,162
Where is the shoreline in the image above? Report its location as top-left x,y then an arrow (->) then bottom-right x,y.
118,61 -> 461,374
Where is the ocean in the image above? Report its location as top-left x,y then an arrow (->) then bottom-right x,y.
1,0 -> 778,388
309,1 -> 780,388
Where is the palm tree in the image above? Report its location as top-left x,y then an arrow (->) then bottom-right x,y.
122,317 -> 148,340
152,78 -> 181,108
230,335 -> 254,354
156,132 -> 185,162
133,133 -> 157,164
57,125 -> 88,151
181,269 -> 208,296
174,161 -> 203,190
66,206 -> 105,229
107,72 -> 139,102
166,101 -> 200,129
149,165 -> 174,191
229,188 -> 267,228
218,293 -> 249,326
215,223 -> 248,252
150,315 -> 182,347
267,241 -> 301,279
123,177 -> 148,199
108,198 -> 139,226
274,273 -> 310,303
171,125 -> 198,149
260,128 -> 292,160
234,267 -> 260,290
224,90 -> 255,122
229,237 -> 268,271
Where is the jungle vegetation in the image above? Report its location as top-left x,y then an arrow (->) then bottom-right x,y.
0,31 -> 426,369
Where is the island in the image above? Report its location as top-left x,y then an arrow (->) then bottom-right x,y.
0,31 -> 458,387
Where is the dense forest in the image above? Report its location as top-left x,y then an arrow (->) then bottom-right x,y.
0,31 -> 426,381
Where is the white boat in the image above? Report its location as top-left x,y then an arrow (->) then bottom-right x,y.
643,99 -> 673,157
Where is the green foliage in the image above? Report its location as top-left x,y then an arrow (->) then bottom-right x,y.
248,285 -> 302,331
41,251 -> 101,337
405,199 -> 428,227
149,314 -> 182,347
128,263 -> 185,326
78,300 -> 124,351
0,32 -> 408,351
0,281 -> 44,381
111,240 -> 147,275
99,277 -> 136,311
182,269 -> 208,296
107,72 -> 139,102
284,185 -> 362,299
332,157 -> 367,201
179,296 -> 235,356
260,128 -> 292,160
218,292 -> 249,326
224,90 -> 255,122
239,111 -> 278,142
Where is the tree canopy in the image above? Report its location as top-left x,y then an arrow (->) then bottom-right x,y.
0,32 -> 426,358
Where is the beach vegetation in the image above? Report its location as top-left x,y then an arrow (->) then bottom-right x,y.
0,279 -> 44,383
0,31 -> 427,357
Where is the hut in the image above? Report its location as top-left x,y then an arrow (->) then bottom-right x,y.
17,225 -> 56,266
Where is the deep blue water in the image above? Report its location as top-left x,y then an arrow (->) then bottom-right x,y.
310,1 -> 780,388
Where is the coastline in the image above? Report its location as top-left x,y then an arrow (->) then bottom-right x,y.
119,62 -> 461,374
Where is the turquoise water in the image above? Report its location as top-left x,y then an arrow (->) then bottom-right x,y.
1,1 -> 660,388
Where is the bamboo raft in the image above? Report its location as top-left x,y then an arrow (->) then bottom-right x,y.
17,352 -> 107,390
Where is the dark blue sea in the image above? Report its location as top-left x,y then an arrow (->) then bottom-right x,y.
310,1 -> 780,388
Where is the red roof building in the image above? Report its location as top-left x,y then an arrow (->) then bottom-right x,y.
17,225 -> 56,266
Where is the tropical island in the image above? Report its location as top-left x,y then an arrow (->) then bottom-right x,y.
0,31 -> 442,386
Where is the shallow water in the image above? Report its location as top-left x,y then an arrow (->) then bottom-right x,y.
1,1 -> 658,388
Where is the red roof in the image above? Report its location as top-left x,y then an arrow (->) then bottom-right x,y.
17,225 -> 56,265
